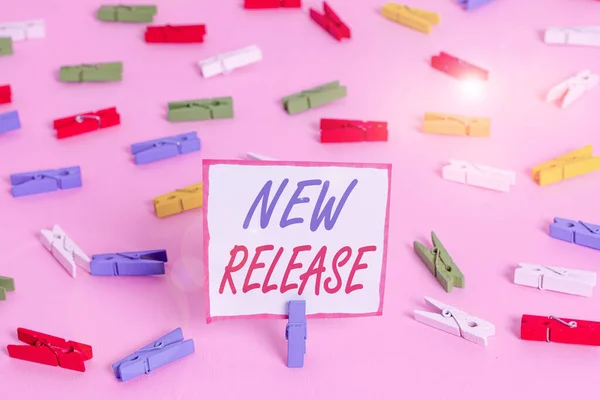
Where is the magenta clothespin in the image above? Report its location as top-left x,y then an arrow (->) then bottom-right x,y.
285,300 -> 306,368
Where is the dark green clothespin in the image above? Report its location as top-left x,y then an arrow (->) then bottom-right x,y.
414,232 -> 464,292
0,276 -> 14,301
59,62 -> 123,82
167,97 -> 234,122
0,37 -> 13,56
97,5 -> 157,22
282,81 -> 347,115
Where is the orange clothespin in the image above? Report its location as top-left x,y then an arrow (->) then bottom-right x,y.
309,2 -> 350,41
422,112 -> 490,136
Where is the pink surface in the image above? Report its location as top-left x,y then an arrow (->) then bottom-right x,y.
202,160 -> 391,322
0,0 -> 599,398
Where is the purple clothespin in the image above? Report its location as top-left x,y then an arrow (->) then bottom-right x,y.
458,0 -> 495,10
550,217 -> 600,251
10,166 -> 82,197
89,250 -> 168,276
0,110 -> 20,135
131,132 -> 201,165
112,327 -> 195,382
285,300 -> 307,368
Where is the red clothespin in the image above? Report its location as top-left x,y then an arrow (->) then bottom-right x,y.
320,118 -> 388,143
144,25 -> 206,43
244,0 -> 301,9
0,85 -> 11,104
53,107 -> 120,139
431,52 -> 489,81
7,328 -> 93,372
521,314 -> 600,346
309,2 -> 350,41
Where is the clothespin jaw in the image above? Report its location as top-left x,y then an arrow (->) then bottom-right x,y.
282,81 -> 347,115
0,37 -> 13,55
40,225 -> 91,278
546,70 -> 599,109
381,3 -> 440,34
89,250 -> 168,276
514,262 -> 596,297
521,315 -> 600,346
10,166 -> 82,197
422,113 -> 490,136
144,24 -> 206,43
53,107 -> 121,139
0,276 -> 15,300
531,145 -> 600,186
7,328 -> 93,372
153,183 -> 203,218
59,62 -> 123,82
458,0 -> 495,11
0,85 -> 12,104
550,217 -> 600,251
112,328 -> 195,382
97,5 -> 157,22
413,232 -> 464,292
286,300 -> 307,368
309,2 -> 351,41
131,132 -> 201,164
0,110 -> 21,135
167,98 -> 234,121
244,0 -> 302,8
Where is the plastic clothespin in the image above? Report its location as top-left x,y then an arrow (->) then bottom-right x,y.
0,276 -> 15,300
550,217 -> 600,251
413,232 -> 464,292
285,300 -> 307,368
514,263 -> 596,297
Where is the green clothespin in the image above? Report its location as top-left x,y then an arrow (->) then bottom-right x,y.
97,5 -> 157,22
281,81 -> 347,115
0,276 -> 14,301
167,97 -> 234,122
413,232 -> 464,292
59,62 -> 123,82
0,37 -> 13,56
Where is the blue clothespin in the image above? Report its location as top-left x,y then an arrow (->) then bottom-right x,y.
112,327 -> 195,382
131,132 -> 201,165
0,110 -> 20,135
88,250 -> 168,276
285,300 -> 307,368
550,217 -> 600,251
458,0 -> 495,10
10,166 -> 82,197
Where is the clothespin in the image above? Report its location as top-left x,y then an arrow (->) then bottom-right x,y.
381,3 -> 440,34
521,315 -> 600,346
0,276 -> 15,301
442,160 -> 515,192
97,5 -> 157,22
514,263 -> 596,297
531,145 -> 600,186
458,0 -> 495,11
0,110 -> 21,135
0,20 -> 45,41
7,328 -> 93,372
198,45 -> 262,79
153,182 -> 203,218
309,2 -> 351,41
247,152 -> 277,161
320,118 -> 388,142
413,232 -> 464,292
431,52 -> 489,81
167,98 -> 233,121
286,300 -> 307,368
40,225 -> 90,278
10,166 -> 82,197
550,217 -> 600,251
59,62 -> 123,82
144,24 -> 206,43
545,26 -> 600,47
112,328 -> 194,382
546,70 -> 599,109
131,132 -> 201,164
282,81 -> 347,115
422,113 -> 490,137
82,250 -> 168,276
0,85 -> 12,104
414,297 -> 495,346
244,0 -> 302,9
53,107 -> 120,139
0,37 -> 13,56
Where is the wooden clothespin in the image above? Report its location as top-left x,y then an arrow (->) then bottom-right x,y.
422,113 -> 490,136
514,263 -> 596,297
153,183 -> 203,218
414,232 -> 464,292
381,3 -> 440,34
531,145 -> 600,186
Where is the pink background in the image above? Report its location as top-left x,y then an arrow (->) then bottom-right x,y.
1,0 -> 599,398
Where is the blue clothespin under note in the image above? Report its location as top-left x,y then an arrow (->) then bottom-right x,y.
0,110 -> 21,135
550,217 -> 600,251
112,327 -> 195,382
285,300 -> 307,368
10,166 -> 82,197
86,250 -> 168,276
131,131 -> 201,165
458,0 -> 495,11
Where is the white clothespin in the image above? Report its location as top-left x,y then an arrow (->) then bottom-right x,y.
0,20 -> 45,41
442,160 -> 515,192
198,45 -> 262,79
546,70 -> 599,109
514,263 -> 596,297
414,297 -> 495,346
40,225 -> 90,277
544,26 -> 600,47
247,152 -> 277,161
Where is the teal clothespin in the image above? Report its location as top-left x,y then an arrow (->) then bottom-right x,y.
97,5 -> 157,22
59,62 -> 123,82
282,81 -> 347,115
0,276 -> 15,300
413,232 -> 464,292
167,97 -> 234,122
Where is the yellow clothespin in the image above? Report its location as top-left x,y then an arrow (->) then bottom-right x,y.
422,113 -> 490,136
153,183 -> 203,218
532,145 -> 600,186
381,3 -> 440,34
